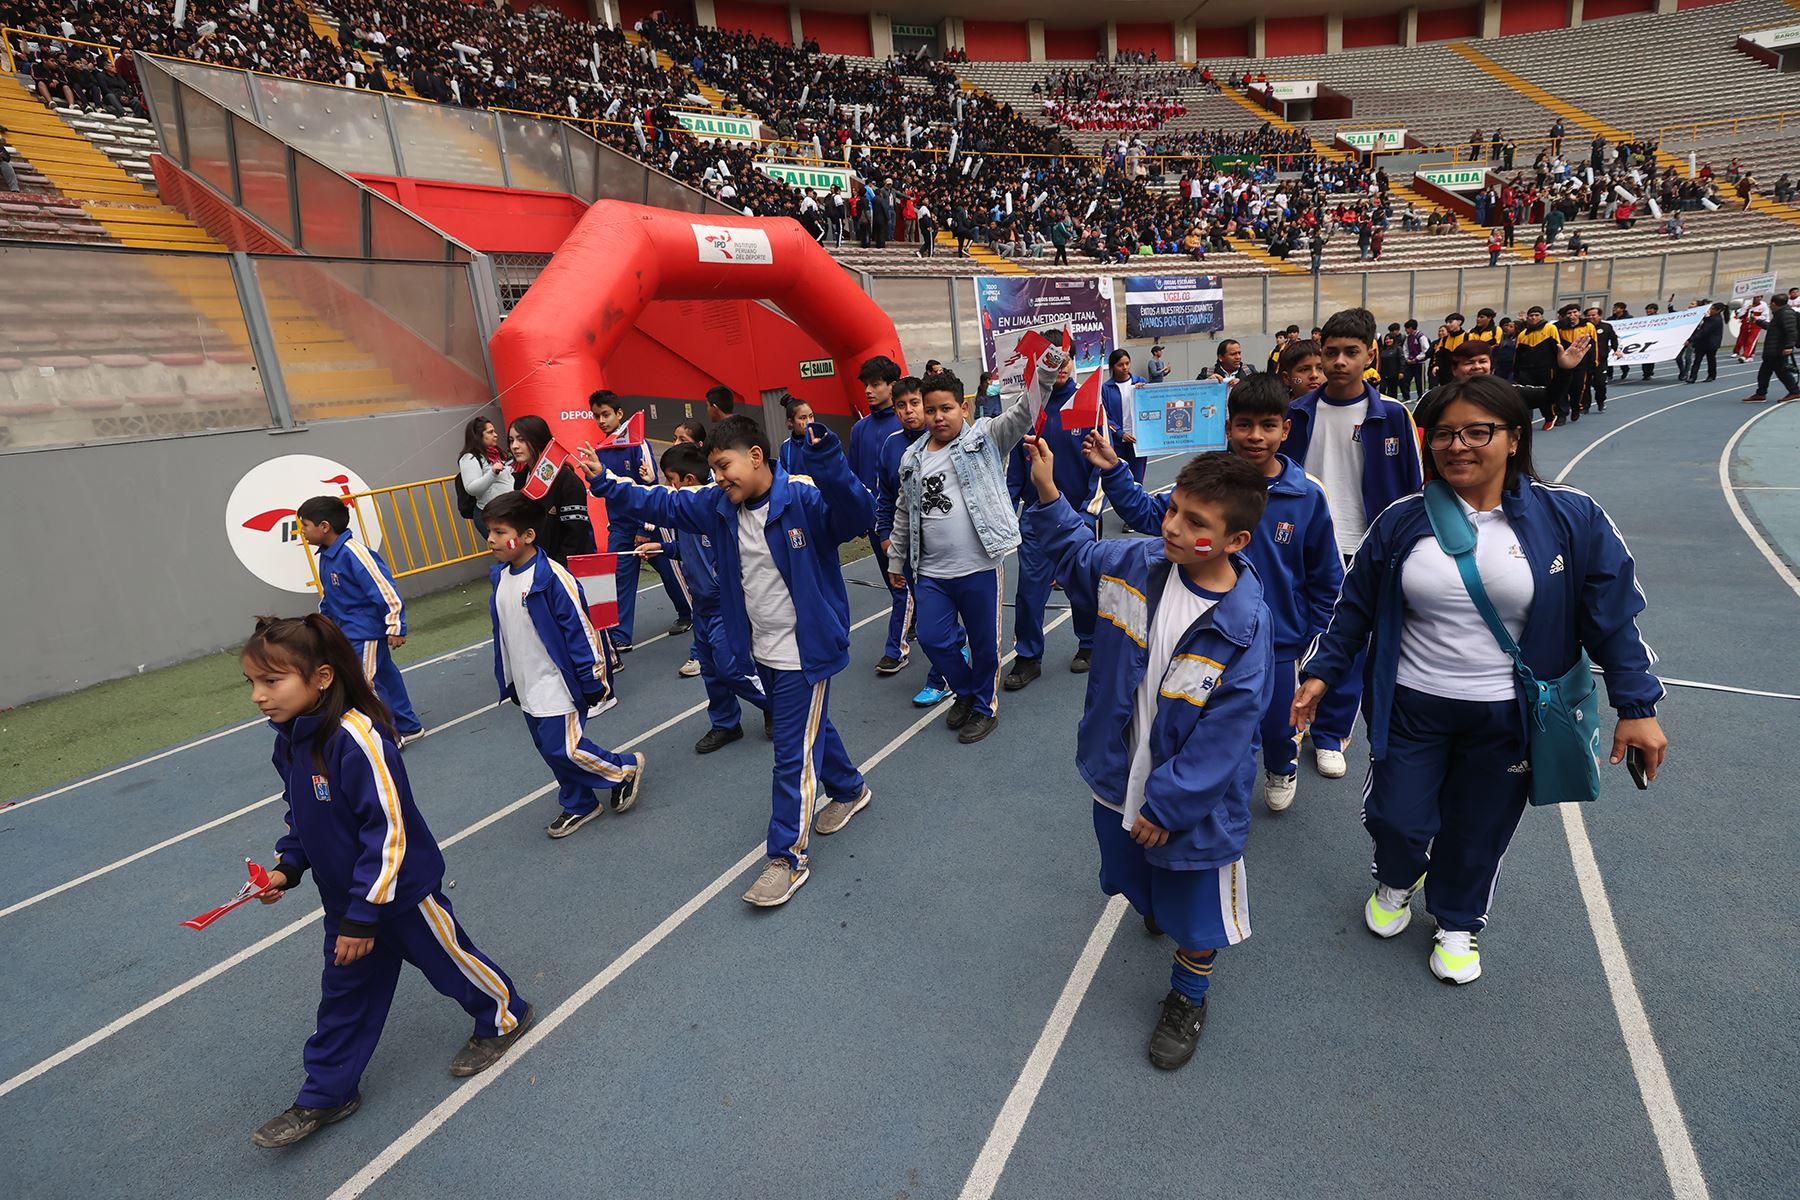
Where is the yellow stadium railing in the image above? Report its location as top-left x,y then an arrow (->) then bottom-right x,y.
299,474 -> 489,594
1655,109 -> 1797,146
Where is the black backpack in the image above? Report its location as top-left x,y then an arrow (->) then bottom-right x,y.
453,470 -> 477,520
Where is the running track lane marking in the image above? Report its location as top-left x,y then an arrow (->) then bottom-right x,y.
6,577 -> 687,813
955,895 -> 1128,1200
324,611 -> 1075,1200
1718,403 -> 1800,602
0,606 -> 902,1094
0,688 -> 716,1099
1554,393 -> 1722,1200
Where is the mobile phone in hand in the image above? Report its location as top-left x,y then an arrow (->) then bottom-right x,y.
1625,746 -> 1649,790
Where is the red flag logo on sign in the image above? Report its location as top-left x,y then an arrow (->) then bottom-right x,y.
521,438 -> 572,499
567,552 -> 621,630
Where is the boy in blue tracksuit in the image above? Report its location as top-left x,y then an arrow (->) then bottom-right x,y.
657,442 -> 771,754
876,377 -> 958,707
582,415 -> 875,909
244,614 -> 531,1148
299,496 -> 422,739
851,355 -> 910,675
1024,435 -> 1273,1071
1003,349 -> 1130,688
888,369 -> 1041,744
1088,374 -> 1341,815
589,389 -> 693,652
482,492 -> 647,840
1282,307 -> 1423,780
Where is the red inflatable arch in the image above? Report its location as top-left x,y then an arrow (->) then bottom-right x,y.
489,200 -> 904,452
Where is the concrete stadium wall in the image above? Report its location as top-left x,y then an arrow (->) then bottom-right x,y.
0,407 -> 492,708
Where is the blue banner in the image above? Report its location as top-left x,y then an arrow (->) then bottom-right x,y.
1122,275 -> 1225,339
1124,380 -> 1229,455
974,277 -> 1116,391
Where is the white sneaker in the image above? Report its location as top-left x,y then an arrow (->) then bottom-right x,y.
678,658 -> 701,677
1315,747 -> 1348,778
1263,771 -> 1297,812
1430,928 -> 1482,984
1364,877 -> 1422,938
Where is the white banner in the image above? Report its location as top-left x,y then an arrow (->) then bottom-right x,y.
1609,308 -> 1707,366
1731,271 -> 1779,301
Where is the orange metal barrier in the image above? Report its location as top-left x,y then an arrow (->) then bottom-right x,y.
299,474 -> 488,593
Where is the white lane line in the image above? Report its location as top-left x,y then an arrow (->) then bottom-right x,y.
1732,485 -> 1800,490
328,611 -> 1074,1198
4,573 -> 685,813
1599,673 -> 1800,701
0,606 -> 901,1093
956,895 -> 1127,1200
1559,807 -> 1711,1200
1719,404 -> 1800,602
1553,395 -> 1716,1200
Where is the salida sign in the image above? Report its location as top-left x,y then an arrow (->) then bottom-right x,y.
226,454 -> 379,593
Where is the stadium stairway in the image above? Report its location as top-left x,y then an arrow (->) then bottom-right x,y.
301,0 -> 423,99
625,31 -> 731,110
0,76 -> 221,250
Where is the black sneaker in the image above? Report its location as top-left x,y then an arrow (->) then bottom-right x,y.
1147,990 -> 1208,1071
875,654 -> 908,675
609,753 -> 647,812
1070,648 -> 1093,674
944,696 -> 976,730
612,639 -> 635,654
1004,657 -> 1041,691
449,1003 -> 536,1077
695,725 -> 744,754
763,708 -> 775,739
251,1095 -> 361,1148
666,617 -> 692,635
546,807 -> 602,839
958,712 -> 998,744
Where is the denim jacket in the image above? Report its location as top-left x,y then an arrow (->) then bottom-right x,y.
890,389 -> 1036,578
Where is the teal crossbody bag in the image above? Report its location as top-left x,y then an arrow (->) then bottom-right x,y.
1421,482 -> 1603,806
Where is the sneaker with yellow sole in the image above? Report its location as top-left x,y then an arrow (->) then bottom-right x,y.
1430,929 -> 1482,984
1364,875 -> 1425,938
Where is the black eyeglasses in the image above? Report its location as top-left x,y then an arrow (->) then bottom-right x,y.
1425,422 -> 1513,450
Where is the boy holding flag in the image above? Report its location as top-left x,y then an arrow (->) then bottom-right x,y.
588,390 -> 692,653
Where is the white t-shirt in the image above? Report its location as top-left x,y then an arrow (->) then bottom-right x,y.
1313,396 -> 1369,556
1108,569 -> 1221,827
917,442 -> 1001,579
737,497 -> 802,670
495,559 -> 575,717
1395,501 -> 1536,702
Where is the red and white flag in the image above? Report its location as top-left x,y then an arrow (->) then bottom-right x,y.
600,411 -> 645,448
567,552 -> 621,630
1059,365 -> 1105,432
521,437 -> 573,499
181,859 -> 274,931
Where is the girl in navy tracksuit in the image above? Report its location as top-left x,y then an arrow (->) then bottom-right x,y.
779,395 -> 813,475
1295,376 -> 1668,985
583,416 -> 874,909
1025,439 -> 1273,1071
244,615 -> 531,1149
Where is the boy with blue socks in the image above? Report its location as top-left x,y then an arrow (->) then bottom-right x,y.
1023,437 -> 1273,1070
582,416 -> 874,908
875,376 -> 958,707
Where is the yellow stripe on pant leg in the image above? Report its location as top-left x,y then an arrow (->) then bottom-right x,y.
420,895 -> 516,1034
791,680 -> 826,863
362,640 -> 378,683
564,712 -> 628,782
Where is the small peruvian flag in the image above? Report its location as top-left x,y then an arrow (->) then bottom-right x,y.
567,552 -> 621,631
521,437 -> 573,500
1059,365 -> 1105,432
600,411 -> 645,448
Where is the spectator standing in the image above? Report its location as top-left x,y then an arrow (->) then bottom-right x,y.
1746,294 -> 1800,403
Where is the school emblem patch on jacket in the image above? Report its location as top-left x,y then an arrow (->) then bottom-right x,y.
1383,436 -> 1401,457
312,774 -> 331,803
330,572 -> 341,586
787,527 -> 807,549
1274,521 -> 1294,544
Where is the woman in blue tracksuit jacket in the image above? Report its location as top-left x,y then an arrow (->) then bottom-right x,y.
245,615 -> 530,1148
1294,376 -> 1668,986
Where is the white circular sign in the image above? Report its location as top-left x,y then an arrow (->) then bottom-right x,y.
225,454 -> 380,593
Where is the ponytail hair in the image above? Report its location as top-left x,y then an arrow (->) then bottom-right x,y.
243,614 -> 395,776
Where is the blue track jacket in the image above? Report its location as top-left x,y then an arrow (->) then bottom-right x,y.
1300,478 -> 1664,760
847,406 -> 901,496
589,425 -> 875,685
272,708 -> 444,937
317,530 -> 406,642
1027,495 -> 1273,871
488,550 -> 615,710
1283,383 -> 1424,527
874,425 -> 927,542
1098,455 -> 1341,659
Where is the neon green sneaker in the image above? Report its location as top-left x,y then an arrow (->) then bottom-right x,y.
1430,929 -> 1482,984
1363,875 -> 1424,938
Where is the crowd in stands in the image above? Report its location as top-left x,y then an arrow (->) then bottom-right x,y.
1044,97 -> 1186,131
